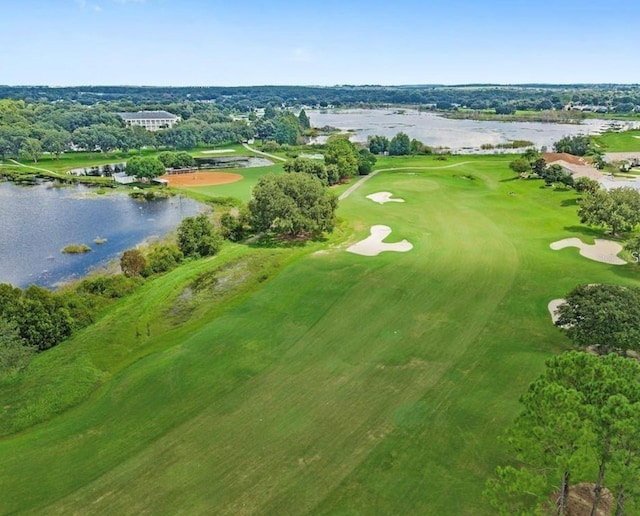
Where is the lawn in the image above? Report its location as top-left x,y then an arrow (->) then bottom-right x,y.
1,156 -> 638,514
592,128 -> 640,152
184,163 -> 284,202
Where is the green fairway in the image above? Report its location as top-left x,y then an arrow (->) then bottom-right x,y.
1,156 -> 639,514
592,129 -> 640,152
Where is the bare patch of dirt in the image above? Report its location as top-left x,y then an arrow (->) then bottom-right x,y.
547,483 -> 614,516
160,171 -> 243,187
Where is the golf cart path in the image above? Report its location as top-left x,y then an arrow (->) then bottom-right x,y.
339,162 -> 479,200
242,143 -> 287,162
8,159 -> 58,175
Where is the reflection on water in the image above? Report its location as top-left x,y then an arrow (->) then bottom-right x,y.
0,182 -> 204,288
308,108 -> 639,152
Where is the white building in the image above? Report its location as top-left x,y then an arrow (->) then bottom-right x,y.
113,172 -> 137,184
117,110 -> 179,131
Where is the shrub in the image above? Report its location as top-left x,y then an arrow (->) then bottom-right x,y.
0,317 -> 36,375
220,210 -> 250,242
143,244 -> 184,275
120,249 -> 147,277
77,275 -> 142,298
177,214 -> 223,258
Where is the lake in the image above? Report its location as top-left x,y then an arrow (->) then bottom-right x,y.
0,182 -> 204,288
308,108 -> 639,152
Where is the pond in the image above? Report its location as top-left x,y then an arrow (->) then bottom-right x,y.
0,182 -> 205,288
308,108 -> 640,152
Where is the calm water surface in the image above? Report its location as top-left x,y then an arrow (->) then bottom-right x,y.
309,108 -> 639,151
0,182 -> 204,288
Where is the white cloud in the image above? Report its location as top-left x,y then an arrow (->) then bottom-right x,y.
291,48 -> 313,64
75,0 -> 103,11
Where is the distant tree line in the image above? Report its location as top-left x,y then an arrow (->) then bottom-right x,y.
1,85 -> 639,114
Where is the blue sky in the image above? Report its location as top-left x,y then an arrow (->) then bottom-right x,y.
1,0 -> 638,86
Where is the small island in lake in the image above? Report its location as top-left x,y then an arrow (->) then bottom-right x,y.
61,244 -> 92,254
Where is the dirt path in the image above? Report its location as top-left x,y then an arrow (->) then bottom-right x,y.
339,162 -> 479,200
242,143 -> 287,162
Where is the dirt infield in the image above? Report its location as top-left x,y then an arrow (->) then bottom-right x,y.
160,171 -> 244,187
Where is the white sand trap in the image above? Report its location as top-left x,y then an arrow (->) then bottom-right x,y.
548,299 -> 566,324
633,136 -> 640,139
550,238 -> 626,265
347,225 -> 413,257
366,192 -> 405,205
201,149 -> 236,154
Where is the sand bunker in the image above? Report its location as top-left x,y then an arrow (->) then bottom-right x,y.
366,192 -> 405,205
548,299 -> 566,324
347,225 -> 413,257
550,238 -> 626,265
160,171 -> 243,187
201,149 -> 236,154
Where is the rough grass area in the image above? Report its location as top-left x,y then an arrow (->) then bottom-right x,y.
1,155 -> 639,514
592,129 -> 640,152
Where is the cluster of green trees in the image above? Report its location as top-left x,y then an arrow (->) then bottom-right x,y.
0,98 -> 252,164
553,135 -> 592,156
284,157 -> 342,186
125,156 -> 165,179
0,284 -> 89,351
124,151 -> 199,180
0,275 -> 140,369
367,132 -> 432,156
578,187 -> 640,236
487,351 -> 640,515
488,281 -> 640,514
283,137 -> 376,185
0,318 -> 36,376
556,284 -> 640,355
509,151 -> 575,187
254,108 -> 311,145
248,173 -> 337,238
120,214 -> 222,278
157,151 -> 196,169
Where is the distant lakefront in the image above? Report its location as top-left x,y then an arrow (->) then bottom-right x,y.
308,108 -> 640,151
0,182 -> 204,288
